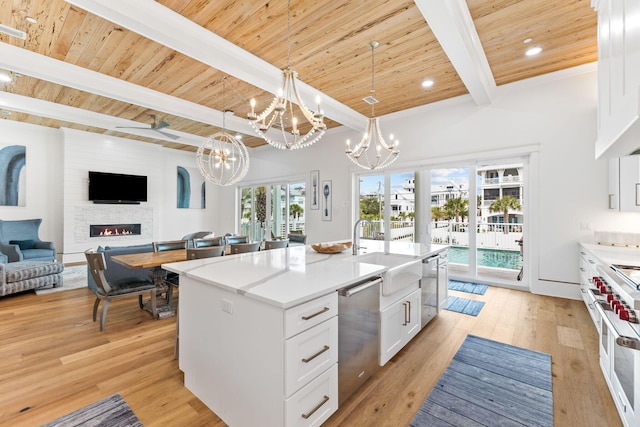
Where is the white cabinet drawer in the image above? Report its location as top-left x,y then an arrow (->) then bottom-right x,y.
285,316 -> 338,396
285,292 -> 338,338
285,363 -> 338,427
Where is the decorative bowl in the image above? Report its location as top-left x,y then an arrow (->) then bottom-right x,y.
311,241 -> 353,254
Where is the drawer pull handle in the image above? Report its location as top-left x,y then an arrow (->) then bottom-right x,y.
301,306 -> 330,320
301,395 -> 330,419
402,302 -> 408,326
302,345 -> 330,363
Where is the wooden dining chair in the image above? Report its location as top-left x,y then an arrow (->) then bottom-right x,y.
193,236 -> 226,250
187,246 -> 225,259
153,240 -> 188,306
153,240 -> 188,252
288,233 -> 307,245
230,242 -> 261,254
225,235 -> 249,245
85,249 -> 157,331
264,239 -> 289,250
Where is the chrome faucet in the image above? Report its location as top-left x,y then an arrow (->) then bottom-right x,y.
352,218 -> 377,255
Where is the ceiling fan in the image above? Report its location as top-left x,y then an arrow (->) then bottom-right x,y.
116,115 -> 180,140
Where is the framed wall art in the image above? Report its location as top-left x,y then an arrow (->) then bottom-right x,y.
310,170 -> 319,210
321,180 -> 332,221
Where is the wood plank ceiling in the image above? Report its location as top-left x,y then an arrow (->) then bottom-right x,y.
0,0 -> 597,152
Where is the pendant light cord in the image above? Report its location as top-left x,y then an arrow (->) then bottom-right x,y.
287,0 -> 292,68
370,41 -> 376,117
221,76 -> 227,130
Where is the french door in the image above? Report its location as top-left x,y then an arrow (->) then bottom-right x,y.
426,158 -> 526,286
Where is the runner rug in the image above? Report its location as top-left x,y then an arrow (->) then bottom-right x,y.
448,279 -> 488,295
445,296 -> 485,316
410,334 -> 553,427
41,393 -> 142,427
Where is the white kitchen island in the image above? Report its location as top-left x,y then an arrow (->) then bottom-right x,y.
163,241 -> 447,427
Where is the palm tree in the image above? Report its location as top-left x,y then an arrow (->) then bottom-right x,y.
289,203 -> 304,220
444,197 -> 468,223
489,196 -> 522,233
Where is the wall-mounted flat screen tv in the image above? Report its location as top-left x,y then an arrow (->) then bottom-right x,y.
88,171 -> 148,204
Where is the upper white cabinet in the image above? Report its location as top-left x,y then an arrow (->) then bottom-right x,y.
619,155 -> 640,211
608,157 -> 620,209
593,0 -> 640,159
609,155 -> 640,211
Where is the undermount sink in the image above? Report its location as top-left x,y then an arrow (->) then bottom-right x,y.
351,252 -> 422,296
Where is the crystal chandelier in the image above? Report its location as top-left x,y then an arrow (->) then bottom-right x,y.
345,41 -> 399,170
197,78 -> 249,186
247,0 -> 326,150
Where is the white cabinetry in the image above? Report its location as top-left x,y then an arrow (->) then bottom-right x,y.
380,286 -> 421,365
619,155 -> 640,211
578,245 -> 601,330
608,157 -> 620,209
608,155 -> 640,211
593,0 -> 640,158
179,278 -> 338,427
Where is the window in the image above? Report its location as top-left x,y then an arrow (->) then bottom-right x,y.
484,188 -> 499,200
503,187 -> 520,198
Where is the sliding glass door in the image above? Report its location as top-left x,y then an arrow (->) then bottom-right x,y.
240,180 -> 306,241
430,167 -> 471,275
426,160 -> 525,285
356,171 -> 416,243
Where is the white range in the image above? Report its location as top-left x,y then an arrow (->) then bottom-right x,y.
579,243 -> 640,427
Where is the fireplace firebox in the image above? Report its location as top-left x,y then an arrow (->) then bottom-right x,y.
90,224 -> 141,237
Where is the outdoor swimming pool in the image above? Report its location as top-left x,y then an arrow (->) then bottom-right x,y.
448,246 -> 522,270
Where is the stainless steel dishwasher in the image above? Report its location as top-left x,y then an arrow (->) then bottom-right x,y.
337,276 -> 382,404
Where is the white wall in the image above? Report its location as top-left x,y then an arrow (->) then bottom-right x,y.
221,64 -> 632,297
61,128 -> 220,263
0,120 -> 64,252
0,122 -> 220,263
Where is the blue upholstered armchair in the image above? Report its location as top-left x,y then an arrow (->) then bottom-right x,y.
0,219 -> 56,262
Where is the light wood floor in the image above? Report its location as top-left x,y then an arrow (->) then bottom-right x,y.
0,285 -> 622,426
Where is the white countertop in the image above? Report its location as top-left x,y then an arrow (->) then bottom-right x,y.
581,242 -> 640,267
163,241 -> 448,308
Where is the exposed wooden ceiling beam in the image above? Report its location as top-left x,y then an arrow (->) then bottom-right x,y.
0,91 -> 208,146
0,42 -> 252,139
65,0 -> 368,131
414,0 -> 495,105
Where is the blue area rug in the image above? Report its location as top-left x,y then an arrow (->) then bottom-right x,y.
41,393 -> 142,427
448,280 -> 488,295
411,335 -> 553,427
445,296 -> 485,316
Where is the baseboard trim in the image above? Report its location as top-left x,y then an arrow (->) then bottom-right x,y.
531,279 -> 580,300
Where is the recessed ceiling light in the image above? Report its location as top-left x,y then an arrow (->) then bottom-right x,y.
25,16 -> 37,24
0,72 -> 12,83
422,79 -> 434,88
525,46 -> 542,56
0,110 -> 11,115
235,134 -> 243,139
523,38 -> 532,44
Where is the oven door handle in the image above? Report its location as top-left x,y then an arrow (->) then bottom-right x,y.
594,300 -> 640,351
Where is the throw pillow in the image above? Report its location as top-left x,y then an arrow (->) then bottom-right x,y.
10,239 -> 36,250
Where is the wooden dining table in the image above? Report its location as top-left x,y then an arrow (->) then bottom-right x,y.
111,249 -> 188,269
111,249 -> 188,319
